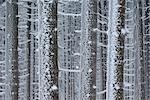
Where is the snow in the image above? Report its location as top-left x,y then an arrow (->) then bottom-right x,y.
88,68 -> 92,73
76,66 -> 79,69
93,85 -> 96,89
121,28 -> 126,35
97,90 -> 106,95
92,52 -> 96,55
124,82 -> 132,87
59,68 -> 81,72
106,0 -> 119,99
114,84 -> 120,90
74,30 -> 81,33
73,53 -> 81,56
51,52 -> 54,55
86,93 -> 90,97
54,28 -> 57,31
36,49 -> 39,52
58,11 -> 81,17
45,44 -> 49,49
51,85 -> 58,90
88,41 -> 92,44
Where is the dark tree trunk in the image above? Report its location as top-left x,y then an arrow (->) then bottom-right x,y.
6,0 -> 19,100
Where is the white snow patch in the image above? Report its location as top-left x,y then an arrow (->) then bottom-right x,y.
93,28 -> 97,32
74,53 -> 81,56
36,49 -> 39,52
50,35 -> 52,38
45,44 -> 49,49
88,68 -> 92,73
92,52 -> 96,55
88,41 -> 92,44
114,84 -> 120,90
121,28 -> 126,35
51,85 -> 58,90
86,93 -> 90,97
74,30 -> 81,33
93,85 -> 96,89
54,28 -> 57,31
124,82 -> 132,87
76,66 -> 79,69
51,52 -> 54,55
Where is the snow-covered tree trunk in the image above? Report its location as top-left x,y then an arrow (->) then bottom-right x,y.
86,0 -> 97,99
123,0 -> 140,100
0,1 -> 10,100
6,0 -> 19,100
114,1 -> 125,99
139,0 -> 150,99
40,0 -> 58,99
107,0 -> 125,99
17,1 -> 32,99
28,1 -> 40,100
96,0 -> 108,99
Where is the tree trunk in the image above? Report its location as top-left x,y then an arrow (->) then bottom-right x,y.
6,0 -> 19,100
41,0 -> 58,99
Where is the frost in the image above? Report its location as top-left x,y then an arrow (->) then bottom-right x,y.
51,85 -> 58,90
88,68 -> 92,73
88,41 -> 92,44
93,85 -> 96,89
121,28 -> 126,35
36,49 -> 39,52
124,82 -> 132,87
76,66 -> 79,69
86,93 -> 90,97
54,28 -> 57,31
114,84 -> 120,90
51,52 -> 54,55
73,53 -> 81,56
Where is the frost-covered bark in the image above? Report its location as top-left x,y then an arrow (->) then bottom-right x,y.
0,1 -> 8,100
107,0 -> 125,99
115,0 -> 125,99
1,0 -> 149,100
123,0 -> 140,100
17,1 -> 31,99
6,0 -> 19,100
86,0 -> 97,99
40,0 -> 58,99
58,0 -> 83,99
96,0 -> 108,100
139,0 -> 150,99
57,0 -> 98,99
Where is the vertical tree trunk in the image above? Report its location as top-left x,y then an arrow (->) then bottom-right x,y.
41,0 -> 58,99
139,0 -> 150,99
96,0 -> 109,99
88,0 -> 97,99
107,0 -> 125,99
27,2 -> 31,100
115,0 -> 125,99
6,0 -> 19,100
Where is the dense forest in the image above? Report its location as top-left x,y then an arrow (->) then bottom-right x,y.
0,0 -> 149,100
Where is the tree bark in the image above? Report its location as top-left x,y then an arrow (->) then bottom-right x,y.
6,0 -> 19,100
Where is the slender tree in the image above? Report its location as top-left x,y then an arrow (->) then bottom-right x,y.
115,0 -> 125,99
106,0 -> 125,99
41,0 -> 58,99
6,0 -> 19,100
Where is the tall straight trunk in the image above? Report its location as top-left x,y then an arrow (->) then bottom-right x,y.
88,0 -> 97,99
41,0 -> 58,99
27,2 -> 31,100
49,1 -> 58,99
106,0 -> 125,99
115,0 -> 125,99
6,0 -> 19,100
139,0 -> 150,99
